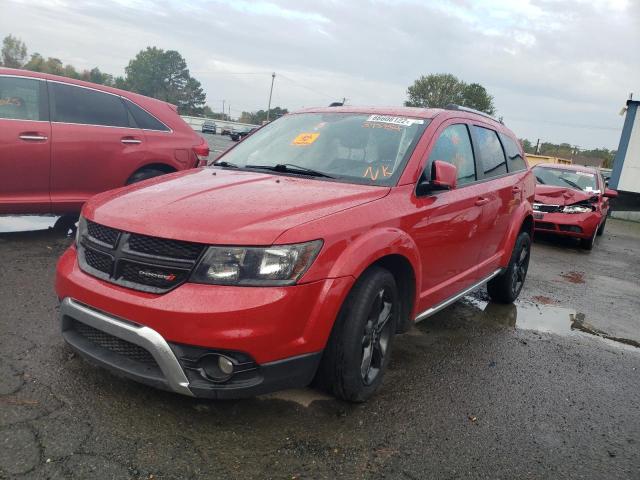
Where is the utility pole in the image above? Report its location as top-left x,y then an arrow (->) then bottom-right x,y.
228,104 -> 231,121
266,72 -> 276,122
222,100 -> 225,118
535,138 -> 540,154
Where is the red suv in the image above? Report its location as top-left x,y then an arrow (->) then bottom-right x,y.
56,106 -> 534,401
0,68 -> 209,215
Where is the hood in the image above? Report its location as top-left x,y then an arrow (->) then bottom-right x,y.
534,184 -> 596,207
84,169 -> 389,245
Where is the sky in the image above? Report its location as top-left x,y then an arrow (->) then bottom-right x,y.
2,0 -> 639,149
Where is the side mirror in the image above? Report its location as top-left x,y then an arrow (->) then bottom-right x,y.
604,188 -> 618,198
416,160 -> 458,195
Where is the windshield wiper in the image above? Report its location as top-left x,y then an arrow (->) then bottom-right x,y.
212,160 -> 239,168
245,163 -> 335,179
559,177 -> 583,190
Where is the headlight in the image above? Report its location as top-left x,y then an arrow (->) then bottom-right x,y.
75,215 -> 87,246
562,205 -> 593,214
190,240 -> 323,286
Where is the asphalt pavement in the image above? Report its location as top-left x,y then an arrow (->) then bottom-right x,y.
1,210 -> 639,478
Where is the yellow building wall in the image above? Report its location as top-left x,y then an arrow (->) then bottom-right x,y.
525,154 -> 573,167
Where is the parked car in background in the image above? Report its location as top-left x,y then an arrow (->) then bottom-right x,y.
56,105 -> 534,402
0,68 -> 209,215
201,120 -> 216,134
532,163 -> 618,250
230,126 -> 257,141
220,126 -> 233,136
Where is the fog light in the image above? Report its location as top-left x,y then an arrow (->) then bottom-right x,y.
197,354 -> 234,382
218,355 -> 234,375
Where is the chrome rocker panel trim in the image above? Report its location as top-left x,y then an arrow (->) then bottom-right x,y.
414,268 -> 503,322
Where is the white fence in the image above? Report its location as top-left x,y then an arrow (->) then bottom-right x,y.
181,115 -> 258,132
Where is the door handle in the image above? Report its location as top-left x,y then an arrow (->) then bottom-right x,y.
121,137 -> 142,145
475,197 -> 490,206
19,133 -> 48,141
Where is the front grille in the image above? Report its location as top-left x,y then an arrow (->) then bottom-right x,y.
559,225 -> 583,233
84,248 -> 113,274
79,221 -> 205,294
535,221 -> 556,230
533,203 -> 562,213
128,233 -> 204,260
87,220 -> 119,246
73,320 -> 157,365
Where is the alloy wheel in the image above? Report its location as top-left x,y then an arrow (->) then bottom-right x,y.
361,288 -> 394,386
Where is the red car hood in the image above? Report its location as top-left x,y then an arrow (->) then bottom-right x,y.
534,184 -> 595,206
84,169 -> 389,245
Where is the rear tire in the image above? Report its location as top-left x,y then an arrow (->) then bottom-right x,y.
487,231 -> 531,304
314,266 -> 399,402
125,168 -> 169,185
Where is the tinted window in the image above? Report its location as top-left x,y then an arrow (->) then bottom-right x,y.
473,126 -> 507,177
52,82 -> 128,127
426,124 -> 476,185
0,76 -> 42,121
125,99 -> 169,131
499,133 -> 527,172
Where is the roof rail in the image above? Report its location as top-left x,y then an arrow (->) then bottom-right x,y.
445,104 -> 503,124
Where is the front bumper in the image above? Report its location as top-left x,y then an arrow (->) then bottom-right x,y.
533,211 -> 601,239
56,246 -> 353,398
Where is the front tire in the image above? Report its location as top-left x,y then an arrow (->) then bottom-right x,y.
596,217 -> 606,236
580,228 -> 597,250
315,266 -> 399,402
125,168 -> 169,185
487,231 -> 531,303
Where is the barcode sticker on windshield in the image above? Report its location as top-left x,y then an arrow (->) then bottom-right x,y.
292,133 -> 320,146
366,115 -> 424,126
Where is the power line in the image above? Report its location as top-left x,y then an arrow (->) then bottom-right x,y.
277,74 -> 336,100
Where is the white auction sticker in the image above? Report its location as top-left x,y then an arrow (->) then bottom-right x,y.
366,115 -> 424,126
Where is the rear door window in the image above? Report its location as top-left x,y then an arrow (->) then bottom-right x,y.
473,126 -> 507,178
51,82 -> 129,127
499,133 -> 527,172
426,124 -> 476,185
0,76 -> 44,121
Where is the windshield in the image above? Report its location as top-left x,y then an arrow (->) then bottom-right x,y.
215,112 -> 430,186
533,166 -> 599,193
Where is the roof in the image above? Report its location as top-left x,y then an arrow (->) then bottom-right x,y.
0,67 -> 170,109
533,163 -> 599,174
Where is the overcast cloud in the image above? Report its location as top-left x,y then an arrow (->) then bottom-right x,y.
2,0 -> 639,148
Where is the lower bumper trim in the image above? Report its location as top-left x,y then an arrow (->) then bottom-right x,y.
60,298 -> 193,396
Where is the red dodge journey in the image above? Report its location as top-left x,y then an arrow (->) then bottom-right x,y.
56,106 -> 534,401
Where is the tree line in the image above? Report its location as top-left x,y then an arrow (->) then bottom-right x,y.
1,34 -> 206,115
1,35 -> 617,163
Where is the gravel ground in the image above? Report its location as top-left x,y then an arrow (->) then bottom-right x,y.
0,212 -> 639,478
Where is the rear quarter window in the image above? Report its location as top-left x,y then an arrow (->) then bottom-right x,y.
473,126 -> 507,178
499,133 -> 527,172
125,99 -> 170,131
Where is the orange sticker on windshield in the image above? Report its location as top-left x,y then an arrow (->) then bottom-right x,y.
292,133 -> 320,146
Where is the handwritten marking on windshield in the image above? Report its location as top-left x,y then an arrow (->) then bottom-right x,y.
363,165 -> 393,180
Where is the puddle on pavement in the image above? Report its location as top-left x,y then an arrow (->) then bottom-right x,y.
0,215 -> 76,236
260,388 -> 334,407
462,296 -> 639,350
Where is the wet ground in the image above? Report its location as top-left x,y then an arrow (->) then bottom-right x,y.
1,217 -> 639,479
